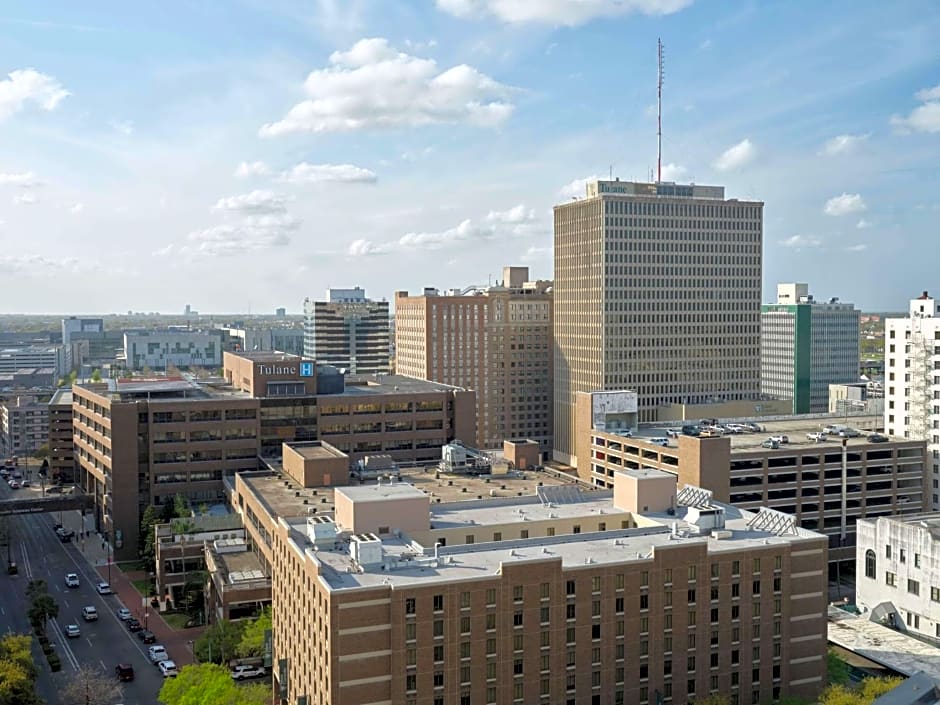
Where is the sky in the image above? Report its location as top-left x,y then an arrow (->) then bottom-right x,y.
0,0 -> 938,314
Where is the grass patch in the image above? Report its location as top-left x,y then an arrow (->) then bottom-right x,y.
161,612 -> 192,631
116,559 -> 150,572
131,578 -> 153,596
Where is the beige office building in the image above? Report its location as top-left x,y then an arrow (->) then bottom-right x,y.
395,266 -> 553,449
553,180 -> 763,465
229,462 -> 827,705
48,388 -> 76,483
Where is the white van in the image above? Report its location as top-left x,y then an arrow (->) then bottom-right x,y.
648,437 -> 669,447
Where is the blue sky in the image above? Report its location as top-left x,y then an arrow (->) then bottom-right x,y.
0,0 -> 938,313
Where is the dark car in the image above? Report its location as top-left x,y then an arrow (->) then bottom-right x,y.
868,433 -> 889,443
115,663 -> 135,682
137,629 -> 156,644
125,618 -> 142,632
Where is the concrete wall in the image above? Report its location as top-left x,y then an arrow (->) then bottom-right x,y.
334,486 -> 431,535
613,469 -> 677,513
282,442 -> 349,488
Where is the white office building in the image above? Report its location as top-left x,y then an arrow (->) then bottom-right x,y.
856,514 -> 940,642
123,331 -> 222,370
0,396 -> 49,457
885,291 -> 940,508
0,345 -> 66,379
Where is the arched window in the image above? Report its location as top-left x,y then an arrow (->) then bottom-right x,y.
865,549 -> 877,579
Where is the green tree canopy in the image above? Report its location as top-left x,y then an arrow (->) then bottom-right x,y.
237,606 -> 271,658
89,369 -> 102,382
25,580 -> 58,633
158,663 -> 268,705
140,505 -> 160,561
194,619 -> 245,664
819,676 -> 904,705
0,634 -> 39,705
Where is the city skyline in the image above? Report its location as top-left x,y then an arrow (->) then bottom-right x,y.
1,1 -> 938,313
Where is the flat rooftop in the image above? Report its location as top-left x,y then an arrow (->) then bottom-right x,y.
244,463 -> 579,519
637,414 -> 905,453
337,483 -> 426,503
828,605 -> 940,681
303,502 -> 819,591
289,443 -> 346,460
226,351 -> 301,363
339,375 -> 466,396
215,546 -> 266,583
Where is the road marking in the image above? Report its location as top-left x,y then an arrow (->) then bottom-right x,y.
62,599 -> 69,608
49,618 -> 80,671
0,606 -> 4,616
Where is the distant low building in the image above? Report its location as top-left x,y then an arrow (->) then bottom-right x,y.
123,330 -> 222,370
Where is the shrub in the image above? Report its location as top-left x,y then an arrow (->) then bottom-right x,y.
41,644 -> 53,655
47,654 -> 61,672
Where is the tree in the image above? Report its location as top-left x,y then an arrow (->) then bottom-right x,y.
140,505 -> 160,562
158,663 -> 269,705
60,665 -> 123,705
25,581 -> 58,634
173,493 -> 190,519
194,619 -> 245,664
89,369 -> 102,382
0,634 -> 39,705
819,676 -> 904,705
237,606 -> 271,658
30,445 -> 48,460
827,648 -> 851,685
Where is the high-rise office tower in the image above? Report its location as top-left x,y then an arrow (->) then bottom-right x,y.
303,288 -> 390,374
553,179 -> 763,465
395,267 -> 553,449
885,291 -> 940,508
761,283 -> 860,413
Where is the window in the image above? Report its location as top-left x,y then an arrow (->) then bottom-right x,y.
931,587 -> 940,602
887,572 -> 897,587
732,561 -> 740,575
640,594 -> 649,610
433,672 -> 444,687
433,619 -> 444,637
406,674 -> 417,691
461,591 -> 471,608
886,545 -> 892,559
566,580 -> 576,596
486,588 -> 496,605
916,553 -> 922,568
865,550 -> 877,579
513,585 -> 524,602
433,594 -> 444,611
513,611 -> 523,627
592,624 -> 601,639
909,579 -> 921,596
901,548 -> 907,564
405,598 -> 416,615
567,604 -> 576,619
433,645 -> 444,662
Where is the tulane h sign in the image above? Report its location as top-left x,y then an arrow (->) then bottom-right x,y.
300,362 -> 314,377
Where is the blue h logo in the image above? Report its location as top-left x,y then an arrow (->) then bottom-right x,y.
299,362 -> 314,377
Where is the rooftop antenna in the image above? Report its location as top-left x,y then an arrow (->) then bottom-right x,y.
657,37 -> 664,183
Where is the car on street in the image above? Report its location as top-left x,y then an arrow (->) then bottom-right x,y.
137,629 -> 156,644
666,429 -> 681,438
125,618 -> 142,632
116,607 -> 132,621
806,432 -> 827,442
760,439 -> 780,449
868,433 -> 889,443
82,606 -> 98,621
45,485 -> 63,494
148,645 -> 168,664
115,663 -> 135,682
231,664 -> 266,680
96,581 -> 112,595
7,480 -> 19,489
158,660 -> 178,678
65,573 -> 79,588
65,624 -> 80,638
769,435 -> 789,444
20,480 -> 29,487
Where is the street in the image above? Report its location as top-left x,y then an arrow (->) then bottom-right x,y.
1,481 -> 167,705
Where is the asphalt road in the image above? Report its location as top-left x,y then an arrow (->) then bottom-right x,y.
1,482 -> 167,705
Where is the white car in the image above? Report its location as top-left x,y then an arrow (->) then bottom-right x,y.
96,581 -> 112,595
148,645 -> 168,664
231,664 -> 266,680
65,573 -> 79,588
65,624 -> 80,638
116,608 -> 132,621
81,606 -> 98,621
806,432 -> 827,442
158,660 -> 178,678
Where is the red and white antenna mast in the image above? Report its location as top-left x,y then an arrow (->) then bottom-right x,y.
657,37 -> 664,183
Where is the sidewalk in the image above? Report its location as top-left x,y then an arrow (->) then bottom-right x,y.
59,509 -> 204,666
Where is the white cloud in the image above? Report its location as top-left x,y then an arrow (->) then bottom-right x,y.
213,190 -> 287,214
824,193 -> 866,216
0,171 -> 41,187
845,244 -> 868,252
260,38 -> 514,136
891,84 -> 940,134
713,138 -> 755,171
780,235 -> 821,248
182,214 -> 300,257
819,133 -> 870,156
0,68 -> 69,120
856,218 -> 871,229
435,0 -> 693,26
0,254 -> 80,273
660,163 -> 687,181
278,162 -> 377,184
520,244 -> 552,262
13,193 -> 37,205
69,202 -> 84,214
916,84 -> 940,102
348,238 -> 393,256
349,204 -> 542,256
109,119 -> 134,135
557,175 -> 599,199
234,161 -> 271,178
